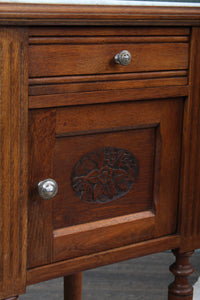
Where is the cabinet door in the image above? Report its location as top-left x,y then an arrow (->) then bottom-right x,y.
28,98 -> 183,268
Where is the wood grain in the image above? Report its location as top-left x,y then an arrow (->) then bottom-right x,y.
179,28 -> 200,252
28,98 -> 183,268
29,36 -> 189,44
168,250 -> 194,300
28,109 -> 56,269
53,212 -> 155,262
27,235 -> 180,286
53,211 -> 154,238
29,42 -> 188,78
53,128 -> 155,229
29,86 -> 188,109
0,4 -> 200,26
29,27 -> 190,37
0,6 -> 198,300
0,28 -> 28,299
64,273 -> 82,300
29,70 -> 188,86
29,77 -> 187,97
53,99 -> 182,237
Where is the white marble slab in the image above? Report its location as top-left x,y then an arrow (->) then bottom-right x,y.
2,0 -> 200,7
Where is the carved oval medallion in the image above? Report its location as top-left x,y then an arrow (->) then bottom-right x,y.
71,147 -> 139,203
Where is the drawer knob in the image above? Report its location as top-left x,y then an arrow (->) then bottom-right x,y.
114,50 -> 131,66
38,179 -> 58,200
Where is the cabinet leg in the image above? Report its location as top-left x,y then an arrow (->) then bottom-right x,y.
168,250 -> 194,300
64,273 -> 82,300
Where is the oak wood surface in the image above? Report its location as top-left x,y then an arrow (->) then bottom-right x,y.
168,250 -> 194,300
0,7 -> 199,300
28,25 -> 189,101
29,36 -> 189,45
22,252 -> 200,300
27,235 -> 180,286
53,127 -> 155,227
29,86 -> 188,109
29,27 -> 190,37
0,4 -> 200,26
64,273 -> 82,300
0,27 -> 28,299
55,98 -> 183,239
29,70 -> 188,86
53,211 -> 154,238
28,98 -> 183,267
179,27 -> 200,252
28,109 -> 56,268
29,42 -> 188,78
29,77 -> 188,97
53,212 -> 155,262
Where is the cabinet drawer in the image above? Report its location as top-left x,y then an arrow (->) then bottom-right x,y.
28,27 -> 189,78
29,42 -> 188,78
28,98 -> 183,267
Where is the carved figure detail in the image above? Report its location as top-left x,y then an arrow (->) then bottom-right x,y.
71,147 -> 139,203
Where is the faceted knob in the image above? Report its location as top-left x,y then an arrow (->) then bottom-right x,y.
114,50 -> 131,66
38,179 -> 58,200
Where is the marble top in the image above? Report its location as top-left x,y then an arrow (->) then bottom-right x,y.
3,0 -> 200,7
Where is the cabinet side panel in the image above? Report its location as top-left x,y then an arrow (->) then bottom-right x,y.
0,28 -> 28,298
180,27 -> 200,252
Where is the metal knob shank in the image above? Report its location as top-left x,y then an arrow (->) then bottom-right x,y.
114,50 -> 131,66
38,179 -> 58,200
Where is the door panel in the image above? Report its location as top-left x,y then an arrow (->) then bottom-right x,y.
28,98 -> 183,268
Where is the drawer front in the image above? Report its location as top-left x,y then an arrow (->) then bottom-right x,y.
29,42 -> 188,78
28,27 -> 189,79
28,98 -> 183,268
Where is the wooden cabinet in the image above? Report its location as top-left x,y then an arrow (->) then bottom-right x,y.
28,99 -> 183,267
0,3 -> 200,300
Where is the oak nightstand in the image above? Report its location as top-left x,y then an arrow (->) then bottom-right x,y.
0,3 -> 199,300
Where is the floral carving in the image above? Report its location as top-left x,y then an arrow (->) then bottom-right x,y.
71,147 -> 139,203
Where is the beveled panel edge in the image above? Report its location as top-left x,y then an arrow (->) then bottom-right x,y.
29,71 -> 188,87
53,212 -> 155,262
0,3 -> 200,25
53,211 -> 154,238
29,77 -> 188,97
28,27 -> 190,37
29,36 -> 190,44
28,85 -> 189,109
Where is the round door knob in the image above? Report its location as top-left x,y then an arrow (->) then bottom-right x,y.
38,179 -> 58,200
114,50 -> 131,66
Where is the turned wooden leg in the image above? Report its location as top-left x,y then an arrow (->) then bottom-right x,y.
168,250 -> 194,300
64,273 -> 82,300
